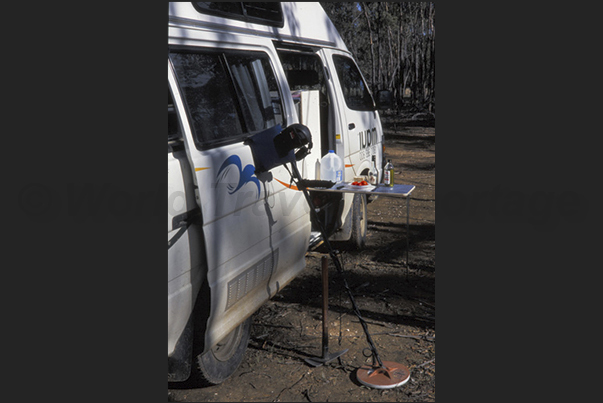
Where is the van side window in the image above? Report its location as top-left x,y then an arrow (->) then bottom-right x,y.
332,55 -> 375,111
277,50 -> 330,156
228,55 -> 283,132
278,51 -> 325,92
191,2 -> 284,27
169,50 -> 284,149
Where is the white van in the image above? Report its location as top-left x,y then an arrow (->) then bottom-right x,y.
168,2 -> 389,385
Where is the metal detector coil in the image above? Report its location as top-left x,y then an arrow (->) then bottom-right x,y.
356,361 -> 411,389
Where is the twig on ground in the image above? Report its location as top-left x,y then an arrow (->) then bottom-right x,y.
369,331 -> 435,342
413,314 -> 435,322
351,319 -> 394,328
407,296 -> 436,309
273,372 -> 308,402
418,358 -> 436,367
255,323 -> 295,329
390,333 -> 435,341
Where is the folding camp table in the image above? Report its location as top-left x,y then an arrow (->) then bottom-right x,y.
307,183 -> 415,267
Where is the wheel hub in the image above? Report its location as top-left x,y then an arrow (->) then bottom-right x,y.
211,324 -> 243,362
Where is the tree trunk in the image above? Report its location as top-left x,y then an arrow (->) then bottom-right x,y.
362,2 -> 376,93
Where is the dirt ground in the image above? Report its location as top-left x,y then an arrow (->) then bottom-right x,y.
169,111 -> 435,402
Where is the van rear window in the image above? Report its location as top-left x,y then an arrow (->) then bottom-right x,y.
169,49 -> 285,149
192,2 -> 284,27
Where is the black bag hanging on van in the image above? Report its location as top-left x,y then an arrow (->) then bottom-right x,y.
246,123 -> 312,174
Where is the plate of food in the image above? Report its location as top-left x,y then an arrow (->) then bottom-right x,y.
346,180 -> 374,190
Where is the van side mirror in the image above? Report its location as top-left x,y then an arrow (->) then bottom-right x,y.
376,90 -> 394,110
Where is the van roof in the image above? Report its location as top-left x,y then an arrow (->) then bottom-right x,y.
168,2 -> 349,51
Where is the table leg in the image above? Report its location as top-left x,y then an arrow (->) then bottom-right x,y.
406,196 -> 410,270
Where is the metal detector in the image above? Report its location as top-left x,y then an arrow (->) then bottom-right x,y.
247,123 -> 411,389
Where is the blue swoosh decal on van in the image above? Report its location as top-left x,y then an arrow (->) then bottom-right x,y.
216,155 -> 261,198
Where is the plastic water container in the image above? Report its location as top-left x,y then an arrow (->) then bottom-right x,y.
320,150 -> 343,183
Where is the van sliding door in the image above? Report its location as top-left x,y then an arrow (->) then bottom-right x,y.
276,49 -> 335,179
168,48 -> 310,351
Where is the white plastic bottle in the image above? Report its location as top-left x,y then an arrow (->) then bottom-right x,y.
320,150 -> 343,183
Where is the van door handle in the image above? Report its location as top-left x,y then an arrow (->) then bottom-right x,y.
348,123 -> 355,130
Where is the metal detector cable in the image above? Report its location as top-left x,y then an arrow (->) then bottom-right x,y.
287,162 -> 385,369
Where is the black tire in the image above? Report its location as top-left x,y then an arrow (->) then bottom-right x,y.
193,316 -> 252,386
350,193 -> 367,249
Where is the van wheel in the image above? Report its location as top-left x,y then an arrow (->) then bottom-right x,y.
194,316 -> 252,386
350,194 -> 367,249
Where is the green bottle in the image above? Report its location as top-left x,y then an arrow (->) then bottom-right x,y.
384,159 -> 394,187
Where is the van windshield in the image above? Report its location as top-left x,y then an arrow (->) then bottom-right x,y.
332,55 -> 375,111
